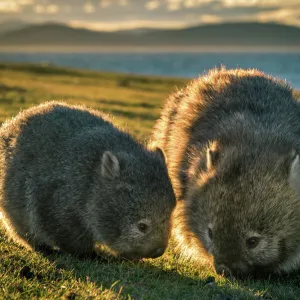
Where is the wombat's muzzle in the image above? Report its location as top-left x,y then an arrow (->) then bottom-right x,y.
215,262 -> 261,278
121,247 -> 166,260
215,264 -> 233,278
147,247 -> 165,258
214,261 -> 246,278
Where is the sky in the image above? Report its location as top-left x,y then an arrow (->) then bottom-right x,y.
0,0 -> 299,31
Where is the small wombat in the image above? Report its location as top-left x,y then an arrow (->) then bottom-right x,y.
150,68 -> 300,276
0,101 -> 175,260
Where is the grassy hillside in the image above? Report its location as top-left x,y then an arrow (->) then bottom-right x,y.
0,62 -> 188,141
0,63 -> 300,299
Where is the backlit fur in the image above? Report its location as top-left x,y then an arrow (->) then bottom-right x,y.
0,102 -> 176,259
150,68 -> 300,276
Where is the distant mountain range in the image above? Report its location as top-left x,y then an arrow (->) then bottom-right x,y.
0,22 -> 300,47
0,20 -> 29,34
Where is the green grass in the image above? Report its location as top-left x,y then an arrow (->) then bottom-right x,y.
0,62 -> 187,141
0,62 -> 300,300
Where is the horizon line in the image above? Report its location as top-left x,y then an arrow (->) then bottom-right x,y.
1,19 -> 300,33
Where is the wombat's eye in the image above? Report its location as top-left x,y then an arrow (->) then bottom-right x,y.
208,228 -> 213,240
138,222 -> 148,233
246,237 -> 260,249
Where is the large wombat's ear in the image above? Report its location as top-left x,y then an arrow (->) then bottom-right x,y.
289,151 -> 300,188
101,151 -> 120,179
154,147 -> 166,163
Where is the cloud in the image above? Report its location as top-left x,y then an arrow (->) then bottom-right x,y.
0,0 -> 299,29
145,1 -> 160,11
0,0 -> 21,12
0,0 -> 35,12
199,14 -> 222,24
18,0 -> 35,5
84,2 -> 95,13
183,0 -> 216,8
194,5 -> 300,27
119,0 -> 128,6
256,7 -> 300,26
167,0 -> 182,11
99,0 -> 111,8
47,4 -> 59,14
68,19 -> 188,31
34,4 -> 59,14
222,0 -> 260,8
33,4 -> 43,13
249,0 -> 299,7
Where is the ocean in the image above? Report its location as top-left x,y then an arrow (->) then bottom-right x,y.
0,51 -> 300,89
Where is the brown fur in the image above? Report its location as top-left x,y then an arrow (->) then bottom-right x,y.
150,68 -> 300,276
0,101 -> 176,259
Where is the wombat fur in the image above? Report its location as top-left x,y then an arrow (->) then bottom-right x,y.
0,101 -> 176,259
150,68 -> 300,276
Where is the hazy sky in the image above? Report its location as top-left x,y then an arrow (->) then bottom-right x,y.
0,0 -> 299,31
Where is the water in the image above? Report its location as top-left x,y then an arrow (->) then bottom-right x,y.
1,52 -> 300,89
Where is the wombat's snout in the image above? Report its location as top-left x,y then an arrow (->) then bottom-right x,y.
215,264 -> 232,277
120,246 -> 166,260
148,247 -> 165,258
215,262 -> 250,278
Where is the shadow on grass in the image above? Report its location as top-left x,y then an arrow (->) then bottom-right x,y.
62,251 -> 300,299
2,230 -> 300,299
40,251 -> 263,300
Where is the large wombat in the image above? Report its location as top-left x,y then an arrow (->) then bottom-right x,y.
151,68 -> 300,276
0,102 -> 175,259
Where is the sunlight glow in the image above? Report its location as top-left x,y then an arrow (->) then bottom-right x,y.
222,0 -> 259,7
0,0 -> 21,12
0,0 -> 299,29
167,0 -> 182,11
145,0 -> 160,11
18,0 -> 34,5
119,0 -> 128,6
183,0 -> 216,8
34,4 -> 59,14
199,14 -> 222,24
84,2 -> 95,13
68,19 -> 188,31
99,0 -> 111,8
46,4 -> 59,14
256,7 -> 300,27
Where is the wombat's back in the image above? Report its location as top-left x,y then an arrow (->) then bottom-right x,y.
0,101 -> 111,151
1,103 -> 117,249
151,68 -> 300,275
0,102 -> 111,249
151,68 -> 299,198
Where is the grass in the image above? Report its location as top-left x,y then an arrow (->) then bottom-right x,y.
0,62 -> 300,300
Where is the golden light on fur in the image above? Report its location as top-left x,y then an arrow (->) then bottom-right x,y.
150,68 -> 300,276
0,102 -> 176,259
170,202 -> 212,267
0,211 -> 32,251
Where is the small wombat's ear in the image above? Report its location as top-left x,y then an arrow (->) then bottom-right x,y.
101,151 -> 120,179
206,148 -> 219,170
206,141 -> 219,171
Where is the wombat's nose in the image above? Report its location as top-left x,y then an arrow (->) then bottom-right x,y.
149,247 -> 165,258
215,264 -> 232,278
